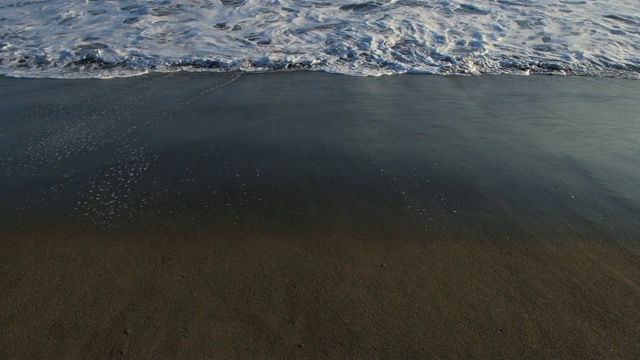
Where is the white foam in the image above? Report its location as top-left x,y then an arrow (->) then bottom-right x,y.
0,0 -> 639,78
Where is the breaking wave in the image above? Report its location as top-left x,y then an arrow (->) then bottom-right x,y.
1,0 -> 639,78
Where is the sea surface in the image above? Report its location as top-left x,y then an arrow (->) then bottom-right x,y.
1,0 -> 639,78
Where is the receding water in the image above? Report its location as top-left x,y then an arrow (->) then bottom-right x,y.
1,73 -> 639,243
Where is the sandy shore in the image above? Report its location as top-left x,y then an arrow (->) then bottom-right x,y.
1,73 -> 640,358
2,227 -> 640,358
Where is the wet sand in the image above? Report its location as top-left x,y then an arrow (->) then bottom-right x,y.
1,73 -> 640,358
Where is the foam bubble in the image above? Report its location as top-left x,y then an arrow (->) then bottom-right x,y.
0,0 -> 638,78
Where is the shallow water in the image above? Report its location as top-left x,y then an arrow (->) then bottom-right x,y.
0,73 -> 639,243
0,0 -> 639,78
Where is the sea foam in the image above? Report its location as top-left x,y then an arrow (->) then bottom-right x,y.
1,0 -> 639,78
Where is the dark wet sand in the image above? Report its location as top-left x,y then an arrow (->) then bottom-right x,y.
1,73 -> 640,358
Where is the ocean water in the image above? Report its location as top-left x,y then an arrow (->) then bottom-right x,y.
1,0 -> 639,78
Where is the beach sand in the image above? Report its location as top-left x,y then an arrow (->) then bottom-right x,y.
1,73 -> 640,358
